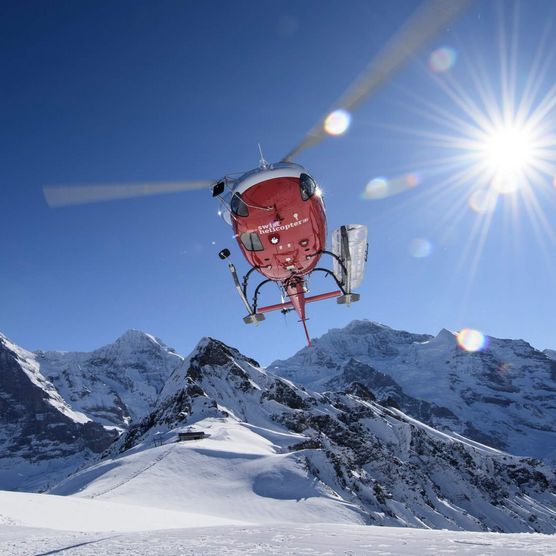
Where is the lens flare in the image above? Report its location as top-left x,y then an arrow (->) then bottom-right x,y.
457,328 -> 488,352
469,189 -> 497,214
324,109 -> 351,135
405,173 -> 422,188
362,173 -> 422,200
409,238 -> 432,258
362,177 -> 389,199
428,47 -> 457,73
498,362 -> 512,375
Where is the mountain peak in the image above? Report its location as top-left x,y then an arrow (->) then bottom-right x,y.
116,329 -> 164,347
344,319 -> 393,333
427,328 -> 456,346
191,336 -> 260,369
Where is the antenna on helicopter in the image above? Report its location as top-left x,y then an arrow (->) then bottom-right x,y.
258,143 -> 269,169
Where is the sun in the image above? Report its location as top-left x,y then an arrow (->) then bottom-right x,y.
481,125 -> 534,176
478,123 -> 537,193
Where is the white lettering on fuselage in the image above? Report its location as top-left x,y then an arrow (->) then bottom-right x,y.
258,218 -> 309,234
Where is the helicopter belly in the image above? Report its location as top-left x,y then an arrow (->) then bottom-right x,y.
232,178 -> 326,281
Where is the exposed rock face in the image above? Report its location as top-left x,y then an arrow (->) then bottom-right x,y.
0,334 -> 118,491
109,337 -> 556,534
270,320 -> 556,463
325,358 -> 460,430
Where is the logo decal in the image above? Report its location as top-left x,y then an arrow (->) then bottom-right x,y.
258,217 -> 309,234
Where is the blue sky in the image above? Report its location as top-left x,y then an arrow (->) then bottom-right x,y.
1,0 -> 555,364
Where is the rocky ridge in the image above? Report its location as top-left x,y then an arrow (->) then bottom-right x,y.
270,320 -> 556,462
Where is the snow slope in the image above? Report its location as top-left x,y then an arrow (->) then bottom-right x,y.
1,520 -> 555,555
0,490 -> 241,532
52,417 -> 364,526
271,320 -> 556,463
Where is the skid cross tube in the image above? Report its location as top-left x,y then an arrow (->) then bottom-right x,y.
258,290 -> 342,314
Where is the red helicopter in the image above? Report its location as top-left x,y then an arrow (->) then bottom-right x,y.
211,159 -> 368,345
43,1 -> 470,346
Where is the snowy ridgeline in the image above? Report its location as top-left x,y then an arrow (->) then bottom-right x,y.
271,320 -> 556,464
0,323 -> 555,547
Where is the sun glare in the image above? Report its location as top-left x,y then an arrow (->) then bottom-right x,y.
368,6 -> 556,308
479,124 -> 536,191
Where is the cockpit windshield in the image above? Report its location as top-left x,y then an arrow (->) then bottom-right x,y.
300,173 -> 317,200
231,192 -> 249,217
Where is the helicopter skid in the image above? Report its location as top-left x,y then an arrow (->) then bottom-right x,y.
243,313 -> 266,325
336,293 -> 361,305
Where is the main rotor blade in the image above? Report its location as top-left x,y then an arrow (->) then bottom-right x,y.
43,180 -> 214,207
282,0 -> 472,162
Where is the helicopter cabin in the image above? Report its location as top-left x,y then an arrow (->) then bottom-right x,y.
177,430 -> 206,442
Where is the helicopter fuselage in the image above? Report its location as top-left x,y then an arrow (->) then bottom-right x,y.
230,163 -> 326,283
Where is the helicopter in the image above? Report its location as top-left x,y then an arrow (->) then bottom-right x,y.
42,0 -> 470,346
212,159 -> 368,346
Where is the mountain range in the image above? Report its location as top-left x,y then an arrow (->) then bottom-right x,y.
271,320 -> 556,464
0,322 -> 555,533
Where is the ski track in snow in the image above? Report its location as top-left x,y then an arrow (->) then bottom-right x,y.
1,524 -> 555,555
87,445 -> 176,498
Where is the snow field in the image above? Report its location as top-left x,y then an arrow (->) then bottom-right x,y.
52,418 -> 366,525
1,523 -> 554,555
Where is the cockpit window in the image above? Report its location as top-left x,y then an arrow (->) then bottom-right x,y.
300,173 -> 317,201
231,192 -> 249,217
240,232 -> 264,252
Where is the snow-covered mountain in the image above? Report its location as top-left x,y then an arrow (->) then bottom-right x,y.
36,329 -> 184,427
270,320 -> 556,463
52,337 -> 556,533
0,333 -> 117,491
0,330 -> 182,491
